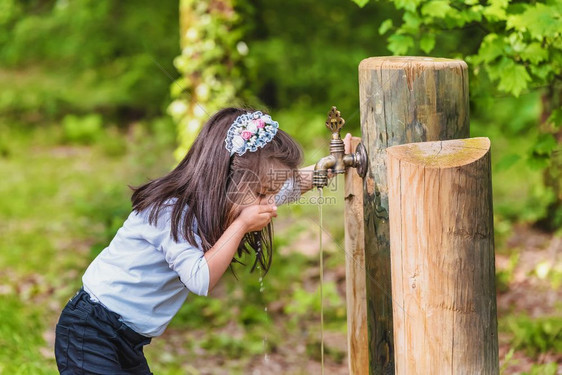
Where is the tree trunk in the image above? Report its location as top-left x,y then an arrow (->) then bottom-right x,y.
173,0 -> 245,157
358,56 -> 470,374
344,137 -> 370,375
387,137 -> 499,375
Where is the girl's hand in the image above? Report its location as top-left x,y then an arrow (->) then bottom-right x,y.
343,133 -> 352,154
235,204 -> 277,233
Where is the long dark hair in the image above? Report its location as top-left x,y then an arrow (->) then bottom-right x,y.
131,107 -> 303,274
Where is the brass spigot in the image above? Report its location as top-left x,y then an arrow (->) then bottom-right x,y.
312,106 -> 368,188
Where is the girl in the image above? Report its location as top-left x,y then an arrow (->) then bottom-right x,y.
54,107 -> 313,374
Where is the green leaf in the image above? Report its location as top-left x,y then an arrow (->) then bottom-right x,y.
496,58 -> 531,97
387,34 -> 414,55
529,64 -> 552,81
378,19 -> 393,35
474,33 -> 505,64
420,33 -> 436,53
393,0 -> 421,12
495,153 -> 521,172
534,133 -> 557,155
519,42 -> 549,65
402,11 -> 421,32
460,5 -> 483,23
547,108 -> 562,128
507,3 -> 561,40
483,0 -> 508,21
350,0 -> 370,7
421,0 -> 452,18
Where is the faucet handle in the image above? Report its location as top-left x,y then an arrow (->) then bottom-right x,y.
325,106 -> 345,136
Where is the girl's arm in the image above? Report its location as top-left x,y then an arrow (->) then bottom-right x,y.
204,204 -> 277,293
297,164 -> 315,193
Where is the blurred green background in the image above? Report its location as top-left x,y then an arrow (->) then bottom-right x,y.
0,0 -> 561,374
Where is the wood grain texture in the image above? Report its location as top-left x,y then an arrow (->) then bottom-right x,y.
387,138 -> 499,375
358,56 -> 470,374
344,137 -> 369,375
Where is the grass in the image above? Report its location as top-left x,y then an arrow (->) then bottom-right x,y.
0,118 -> 176,373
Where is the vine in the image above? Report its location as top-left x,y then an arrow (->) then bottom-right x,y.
168,0 -> 250,159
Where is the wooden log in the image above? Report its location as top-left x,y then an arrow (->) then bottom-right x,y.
386,137 -> 499,375
358,56 -> 470,374
344,137 -> 369,375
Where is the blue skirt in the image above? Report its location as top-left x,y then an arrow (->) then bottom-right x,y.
55,289 -> 153,374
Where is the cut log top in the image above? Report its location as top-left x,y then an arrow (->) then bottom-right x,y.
386,137 -> 490,168
359,56 -> 467,71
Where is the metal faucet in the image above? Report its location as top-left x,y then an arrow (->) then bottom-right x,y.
312,106 -> 368,188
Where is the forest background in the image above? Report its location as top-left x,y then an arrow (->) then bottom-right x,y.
0,0 -> 561,373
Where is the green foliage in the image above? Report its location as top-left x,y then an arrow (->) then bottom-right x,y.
533,259 -> 562,290
0,0 -> 180,119
350,0 -> 370,8
522,362 -> 559,375
388,34 -> 415,55
499,347 -> 515,375
200,333 -> 263,357
503,314 -> 562,357
366,0 -> 562,98
245,0 -> 393,116
548,108 -> 562,128
379,19 -> 393,35
0,295 -> 53,374
529,133 -> 558,170
356,0 -> 562,227
0,120 -> 175,372
495,252 -> 519,293
494,153 -> 521,173
170,0 -> 396,155
284,282 -> 345,326
62,114 -> 104,145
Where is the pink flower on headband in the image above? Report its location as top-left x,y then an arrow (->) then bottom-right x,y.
225,111 -> 279,156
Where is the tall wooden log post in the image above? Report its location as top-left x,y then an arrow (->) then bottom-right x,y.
386,138 -> 499,374
358,56 -> 470,374
344,137 -> 369,375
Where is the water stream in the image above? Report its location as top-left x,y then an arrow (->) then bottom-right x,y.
257,265 -> 270,364
259,188 -> 325,371
317,187 -> 325,375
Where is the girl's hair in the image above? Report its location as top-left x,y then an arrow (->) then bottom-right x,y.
131,107 -> 303,274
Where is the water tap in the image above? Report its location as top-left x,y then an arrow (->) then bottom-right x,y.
312,106 -> 368,188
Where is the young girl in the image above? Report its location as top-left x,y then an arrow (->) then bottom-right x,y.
54,107 -> 313,374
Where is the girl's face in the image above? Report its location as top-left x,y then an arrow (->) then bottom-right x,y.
226,164 -> 293,222
255,164 -> 293,206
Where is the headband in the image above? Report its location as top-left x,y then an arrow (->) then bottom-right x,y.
224,111 -> 279,156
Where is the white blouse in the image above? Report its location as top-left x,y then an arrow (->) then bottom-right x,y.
82,179 -> 300,337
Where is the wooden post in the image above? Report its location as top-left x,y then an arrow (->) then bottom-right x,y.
344,137 -> 369,375
386,138 -> 499,374
358,56 -> 470,374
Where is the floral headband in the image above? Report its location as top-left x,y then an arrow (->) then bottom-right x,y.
224,111 -> 279,156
